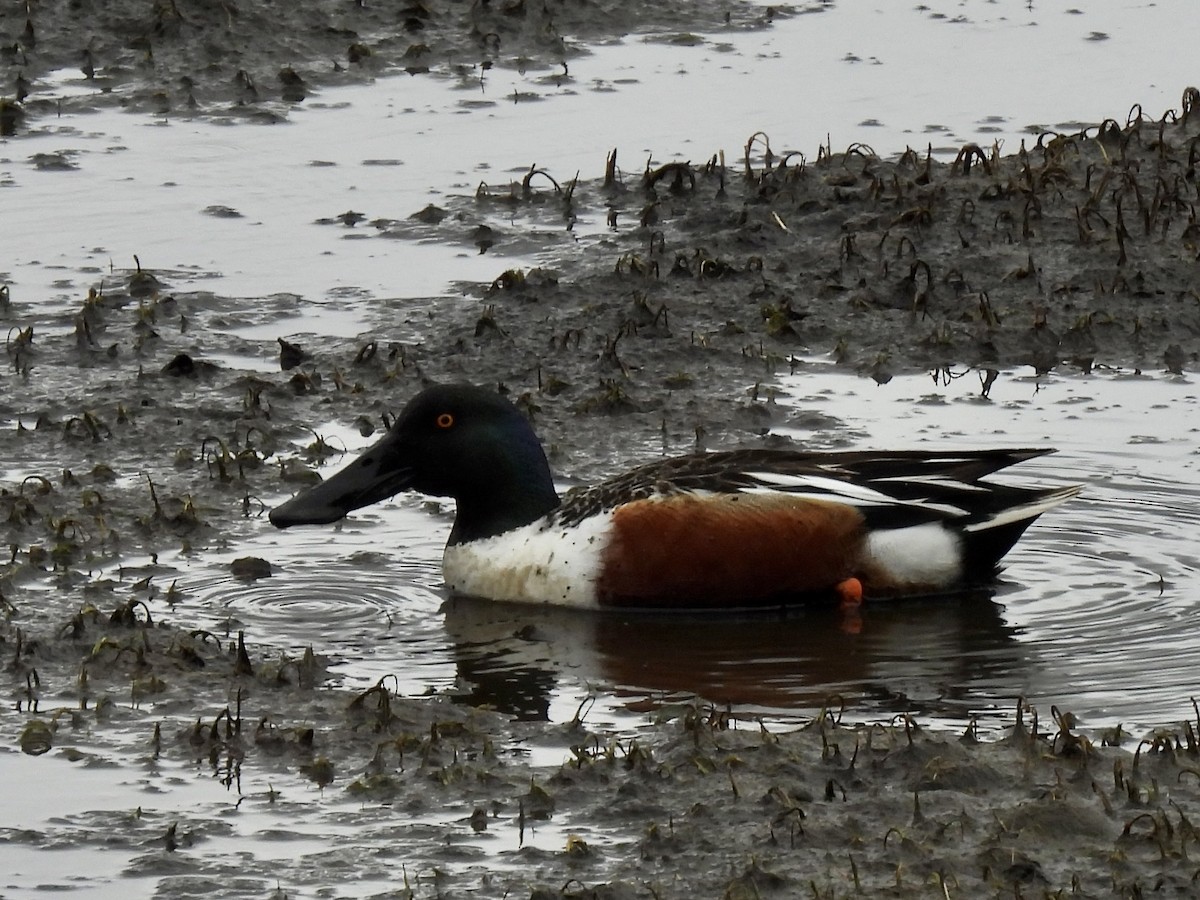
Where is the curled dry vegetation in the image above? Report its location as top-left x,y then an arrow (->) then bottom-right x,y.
0,0 -> 784,120
4,0 -> 1200,892
466,86 -> 1200,391
14,584 -> 1200,900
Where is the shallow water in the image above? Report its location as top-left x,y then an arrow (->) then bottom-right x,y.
4,1 -> 1197,323
0,742 -> 585,898
5,2 -> 1200,896
235,363 -> 1200,736
13,362 -> 1184,897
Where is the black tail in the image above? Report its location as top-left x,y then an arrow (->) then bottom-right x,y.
959,485 -> 1080,579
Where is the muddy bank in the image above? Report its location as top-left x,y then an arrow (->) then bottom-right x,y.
12,592 -> 1200,897
1,0 -> 787,121
398,97 -> 1200,396
252,92 -> 1200,471
4,1 -> 1200,895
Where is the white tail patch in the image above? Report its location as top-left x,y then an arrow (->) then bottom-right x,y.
865,523 -> 963,588
963,485 -> 1082,533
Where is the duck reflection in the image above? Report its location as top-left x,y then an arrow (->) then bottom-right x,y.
441,590 -> 1026,722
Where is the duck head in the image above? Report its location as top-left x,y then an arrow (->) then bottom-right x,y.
270,384 -> 560,544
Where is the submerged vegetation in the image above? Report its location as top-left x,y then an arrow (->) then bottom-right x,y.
4,0 -> 1200,893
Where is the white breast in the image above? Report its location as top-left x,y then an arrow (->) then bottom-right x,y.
441,513 -> 613,608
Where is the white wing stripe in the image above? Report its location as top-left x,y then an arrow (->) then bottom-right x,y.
963,485 -> 1082,532
875,475 -> 991,493
743,471 -> 899,503
739,472 -> 971,517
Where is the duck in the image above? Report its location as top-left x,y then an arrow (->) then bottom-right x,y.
269,383 -> 1080,610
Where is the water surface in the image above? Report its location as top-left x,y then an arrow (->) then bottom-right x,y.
4,2 -> 1200,896
242,363 -> 1200,735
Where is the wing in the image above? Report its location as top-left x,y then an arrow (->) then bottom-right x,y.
553,447 -> 1060,531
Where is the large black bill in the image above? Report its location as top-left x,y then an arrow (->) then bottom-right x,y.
269,434 -> 414,528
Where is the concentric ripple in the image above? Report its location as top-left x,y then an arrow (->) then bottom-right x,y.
179,366 -> 1200,735
182,496 -> 456,694
772,364 -> 1200,733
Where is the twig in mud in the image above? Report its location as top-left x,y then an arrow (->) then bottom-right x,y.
603,148 -> 618,188
521,164 -> 561,197
743,131 -> 772,180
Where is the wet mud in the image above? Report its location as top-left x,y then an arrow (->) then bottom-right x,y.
5,1 -> 1200,897
1,0 -> 784,120
13,599 -> 1200,897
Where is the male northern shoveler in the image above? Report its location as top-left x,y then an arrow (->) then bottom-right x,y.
270,383 -> 1079,610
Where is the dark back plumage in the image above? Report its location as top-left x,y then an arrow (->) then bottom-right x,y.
553,448 -> 1076,577
555,448 -> 1046,523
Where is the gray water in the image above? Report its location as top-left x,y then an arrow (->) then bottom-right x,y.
4,1 -> 1200,896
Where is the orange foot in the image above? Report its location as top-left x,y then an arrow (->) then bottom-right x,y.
836,577 -> 864,635
836,576 -> 864,608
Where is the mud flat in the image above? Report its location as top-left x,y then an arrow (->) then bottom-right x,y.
8,599 -> 1200,897
0,0 -> 783,119
4,1 -> 1200,897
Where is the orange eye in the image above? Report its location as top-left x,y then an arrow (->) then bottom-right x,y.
435,413 -> 455,429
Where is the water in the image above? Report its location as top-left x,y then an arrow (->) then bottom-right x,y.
4,1 -> 1200,896
226,362 -> 1200,735
774,363 -> 1200,730
10,362 -> 1194,897
4,1 -> 1197,319
0,745 -> 584,898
